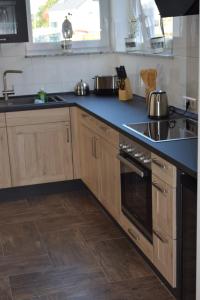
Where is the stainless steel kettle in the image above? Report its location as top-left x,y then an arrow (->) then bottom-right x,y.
74,80 -> 90,96
148,90 -> 168,119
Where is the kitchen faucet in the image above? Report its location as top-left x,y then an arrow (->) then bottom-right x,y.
2,70 -> 23,101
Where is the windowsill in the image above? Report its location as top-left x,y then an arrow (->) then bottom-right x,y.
25,48 -> 113,58
116,50 -> 174,59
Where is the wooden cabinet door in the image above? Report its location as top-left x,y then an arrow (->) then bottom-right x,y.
153,233 -> 177,287
79,124 -> 99,198
8,123 -> 73,187
152,175 -> 176,239
99,139 -> 121,221
0,128 -> 11,188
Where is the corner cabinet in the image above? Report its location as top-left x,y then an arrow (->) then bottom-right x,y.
6,108 -> 73,187
0,0 -> 28,43
0,114 -> 11,188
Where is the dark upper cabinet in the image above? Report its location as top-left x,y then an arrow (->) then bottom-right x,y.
0,0 -> 28,43
154,0 -> 199,17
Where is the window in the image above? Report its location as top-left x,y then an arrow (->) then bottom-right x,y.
128,0 -> 173,54
26,0 -> 110,53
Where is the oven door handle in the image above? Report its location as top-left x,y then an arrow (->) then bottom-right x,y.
117,154 -> 145,178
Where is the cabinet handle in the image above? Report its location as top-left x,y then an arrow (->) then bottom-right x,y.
81,113 -> 89,119
154,230 -> 168,244
99,125 -> 108,132
128,229 -> 139,241
152,182 -> 167,194
66,127 -> 70,143
92,137 -> 95,157
152,158 -> 166,170
93,137 -> 97,159
0,38 -> 6,41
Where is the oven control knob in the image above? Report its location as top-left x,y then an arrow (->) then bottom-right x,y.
134,152 -> 143,158
139,156 -> 145,161
126,148 -> 135,153
143,158 -> 152,164
121,144 -> 129,150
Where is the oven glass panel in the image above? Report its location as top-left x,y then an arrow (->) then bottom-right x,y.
0,1 -> 17,35
120,157 -> 152,242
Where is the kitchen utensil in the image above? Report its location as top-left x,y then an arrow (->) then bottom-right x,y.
148,90 -> 168,119
140,69 -> 157,102
74,80 -> 90,96
93,76 -> 118,96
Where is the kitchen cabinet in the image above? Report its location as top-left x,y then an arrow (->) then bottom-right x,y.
78,109 -> 120,220
153,232 -> 177,287
6,108 -> 73,187
152,154 -> 177,288
99,138 -> 120,220
0,0 -> 28,43
0,115 -> 11,188
79,124 -> 100,197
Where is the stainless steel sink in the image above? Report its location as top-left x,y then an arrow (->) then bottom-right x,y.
1,95 -> 65,106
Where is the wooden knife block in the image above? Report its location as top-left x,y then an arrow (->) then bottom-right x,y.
118,78 -> 133,101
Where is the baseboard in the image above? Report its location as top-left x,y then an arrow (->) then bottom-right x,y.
0,179 -> 85,200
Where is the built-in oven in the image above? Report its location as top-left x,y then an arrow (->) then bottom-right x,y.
118,135 -> 153,242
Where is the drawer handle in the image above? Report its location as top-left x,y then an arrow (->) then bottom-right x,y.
154,230 -> 168,244
100,125 -> 108,132
81,113 -> 89,119
152,158 -> 166,170
128,229 -> 140,241
66,127 -> 70,143
152,182 -> 167,194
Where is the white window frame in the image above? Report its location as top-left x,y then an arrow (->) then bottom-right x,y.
25,0 -> 111,54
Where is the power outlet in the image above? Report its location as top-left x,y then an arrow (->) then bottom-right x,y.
184,97 -> 198,113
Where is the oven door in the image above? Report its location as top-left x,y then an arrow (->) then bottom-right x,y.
118,153 -> 152,242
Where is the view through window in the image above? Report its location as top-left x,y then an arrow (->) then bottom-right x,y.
30,0 -> 101,43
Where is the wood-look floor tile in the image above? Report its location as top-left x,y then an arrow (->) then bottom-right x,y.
14,276 -> 175,300
43,228 -> 98,272
27,194 -> 67,215
0,277 -> 13,300
35,214 -> 84,233
0,222 -> 46,256
0,199 -> 29,220
64,190 -> 99,215
79,220 -> 124,248
0,254 -> 52,277
10,269 -> 106,300
93,238 -> 152,283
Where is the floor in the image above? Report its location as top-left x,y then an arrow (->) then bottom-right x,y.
0,187 -> 175,300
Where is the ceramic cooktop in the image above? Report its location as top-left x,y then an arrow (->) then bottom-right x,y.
124,118 -> 198,142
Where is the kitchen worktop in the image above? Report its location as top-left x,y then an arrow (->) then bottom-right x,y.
0,93 -> 197,178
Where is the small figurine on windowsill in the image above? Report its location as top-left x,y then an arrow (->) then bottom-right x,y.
61,13 -> 73,52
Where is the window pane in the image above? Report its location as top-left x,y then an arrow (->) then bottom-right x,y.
140,0 -> 173,39
30,0 -> 101,43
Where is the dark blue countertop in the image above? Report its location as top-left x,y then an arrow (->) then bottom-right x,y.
0,94 -> 197,178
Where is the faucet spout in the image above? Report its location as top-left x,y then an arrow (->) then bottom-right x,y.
2,70 -> 23,101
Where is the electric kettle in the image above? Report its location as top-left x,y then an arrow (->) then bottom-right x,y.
148,90 -> 168,119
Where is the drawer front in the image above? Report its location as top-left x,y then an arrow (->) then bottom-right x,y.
6,108 -> 70,127
153,232 -> 177,288
152,175 -> 176,239
0,113 -> 6,127
120,213 -> 153,262
151,153 -> 177,187
78,109 -> 119,147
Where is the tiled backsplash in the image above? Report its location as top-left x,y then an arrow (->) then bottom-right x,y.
0,15 -> 198,111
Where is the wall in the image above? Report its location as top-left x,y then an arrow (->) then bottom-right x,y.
0,44 -> 116,96
0,14 -> 198,112
116,15 -> 199,110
